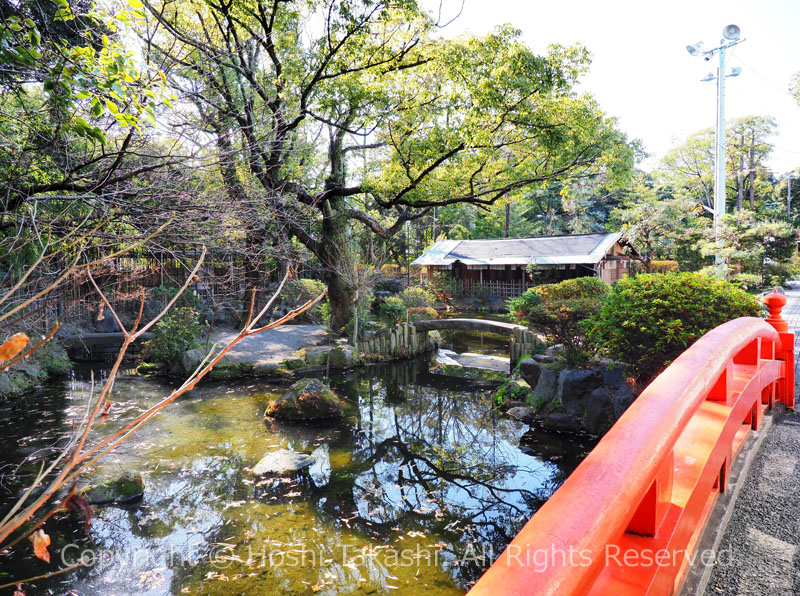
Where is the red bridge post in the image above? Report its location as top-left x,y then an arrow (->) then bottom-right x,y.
764,289 -> 795,409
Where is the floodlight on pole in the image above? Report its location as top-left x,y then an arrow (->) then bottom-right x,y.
686,42 -> 703,56
686,25 -> 745,274
722,24 -> 741,40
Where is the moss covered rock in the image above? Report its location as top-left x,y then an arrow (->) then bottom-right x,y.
83,471 -> 145,505
327,345 -> 359,368
137,361 -> 163,376
208,362 -> 253,379
0,341 -> 72,399
265,378 -> 343,421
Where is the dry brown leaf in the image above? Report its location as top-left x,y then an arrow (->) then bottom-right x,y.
0,333 -> 29,364
101,401 -> 112,421
29,528 -> 51,563
63,490 -> 93,531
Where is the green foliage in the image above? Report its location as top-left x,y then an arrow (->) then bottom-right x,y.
145,307 -> 207,365
508,277 -> 609,366
494,378 -> 530,406
282,278 -> 327,323
697,211 -> 796,276
424,271 -> 457,307
611,173 -> 704,269
506,288 -> 543,327
528,395 -> 549,412
283,278 -> 326,307
35,341 -> 73,375
406,306 -> 437,322
730,273 -> 762,292
532,276 -> 609,302
589,273 -> 763,383
379,296 -> 406,323
345,310 -> 373,343
399,287 -> 436,309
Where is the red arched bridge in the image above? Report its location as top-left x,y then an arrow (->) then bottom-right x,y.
469,290 -> 795,596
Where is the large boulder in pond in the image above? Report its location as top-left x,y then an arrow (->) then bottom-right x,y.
169,348 -> 205,376
83,471 -> 144,505
265,378 -> 343,421
252,449 -> 314,476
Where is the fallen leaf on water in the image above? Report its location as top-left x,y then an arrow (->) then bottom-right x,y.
29,529 -> 50,563
0,333 -> 29,364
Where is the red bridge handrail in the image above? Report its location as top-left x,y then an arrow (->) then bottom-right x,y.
469,308 -> 794,596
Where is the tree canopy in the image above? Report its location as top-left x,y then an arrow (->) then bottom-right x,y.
137,0 -> 635,328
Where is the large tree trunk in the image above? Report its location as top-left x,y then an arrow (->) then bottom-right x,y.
319,201 -> 356,333
323,264 -> 356,334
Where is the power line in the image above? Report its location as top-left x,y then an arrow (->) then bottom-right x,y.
736,58 -> 797,102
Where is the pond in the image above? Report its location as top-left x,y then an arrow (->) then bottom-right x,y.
0,353 -> 593,595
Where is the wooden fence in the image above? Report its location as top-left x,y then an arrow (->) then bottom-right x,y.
452,280 -> 532,300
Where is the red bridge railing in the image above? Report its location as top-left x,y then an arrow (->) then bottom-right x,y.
469,290 -> 795,596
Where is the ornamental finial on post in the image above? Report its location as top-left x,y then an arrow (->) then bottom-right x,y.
764,289 -> 789,333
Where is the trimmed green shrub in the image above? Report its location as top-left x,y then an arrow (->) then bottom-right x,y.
588,272 -> 763,383
379,296 -> 406,323
399,287 -> 436,309
507,277 -> 610,366
730,273 -> 762,292
532,276 -> 610,303
145,307 -> 207,365
506,288 -> 543,327
407,306 -> 437,322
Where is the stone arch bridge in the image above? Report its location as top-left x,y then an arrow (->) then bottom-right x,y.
357,318 -> 540,369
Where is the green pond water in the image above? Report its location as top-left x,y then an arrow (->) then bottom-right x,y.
0,352 -> 592,596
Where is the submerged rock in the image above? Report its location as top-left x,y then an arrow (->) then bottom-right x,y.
252,449 -> 314,476
265,378 -> 344,421
541,412 -> 584,434
84,471 -> 145,505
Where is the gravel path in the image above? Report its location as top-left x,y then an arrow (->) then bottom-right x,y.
209,324 -> 329,366
701,286 -> 800,596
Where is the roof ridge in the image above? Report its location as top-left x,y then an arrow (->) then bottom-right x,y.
455,232 -> 613,243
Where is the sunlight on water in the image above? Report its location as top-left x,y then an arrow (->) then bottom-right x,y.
0,353 -> 591,595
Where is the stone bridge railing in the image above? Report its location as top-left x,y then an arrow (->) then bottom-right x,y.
356,322 -> 435,360
357,318 -> 541,370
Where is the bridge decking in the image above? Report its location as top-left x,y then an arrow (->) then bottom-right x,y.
413,318 -> 526,334
693,287 -> 800,596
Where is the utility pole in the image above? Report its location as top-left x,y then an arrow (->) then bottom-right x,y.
687,25 -> 745,273
789,175 -> 793,219
714,43 -> 728,236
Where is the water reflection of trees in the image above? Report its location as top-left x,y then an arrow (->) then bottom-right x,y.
324,360 -> 577,586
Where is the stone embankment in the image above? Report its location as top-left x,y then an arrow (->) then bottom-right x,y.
504,356 -> 636,436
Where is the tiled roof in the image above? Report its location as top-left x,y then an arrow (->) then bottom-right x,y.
411,233 -> 621,266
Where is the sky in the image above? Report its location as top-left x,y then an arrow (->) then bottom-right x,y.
421,0 -> 800,176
